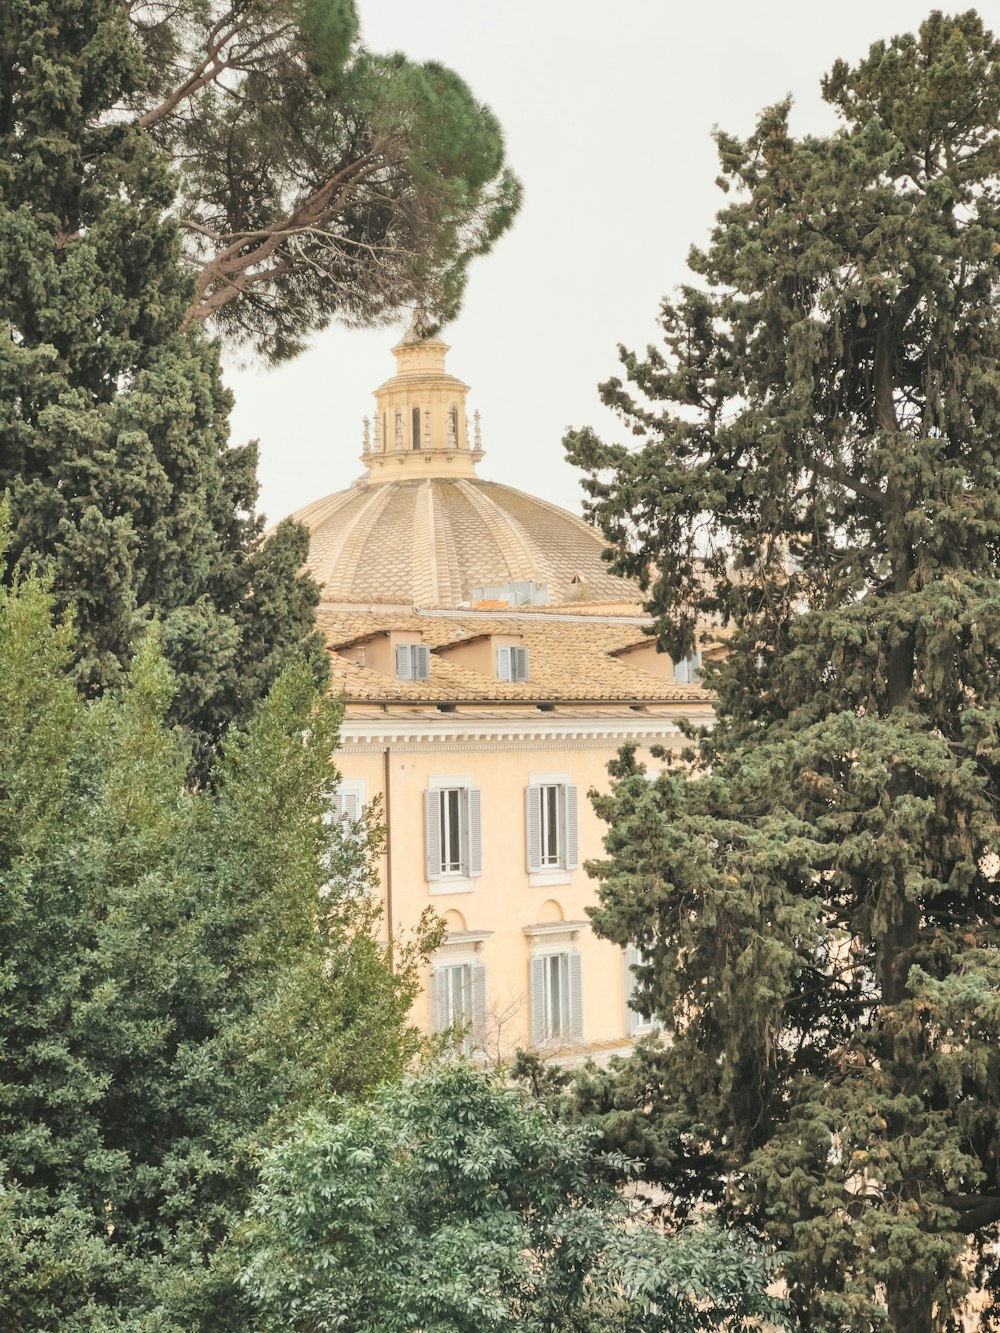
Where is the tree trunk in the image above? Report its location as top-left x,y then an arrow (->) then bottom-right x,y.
886,1269 -> 935,1333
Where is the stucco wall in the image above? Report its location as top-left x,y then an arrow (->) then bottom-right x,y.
334,724 -> 689,1056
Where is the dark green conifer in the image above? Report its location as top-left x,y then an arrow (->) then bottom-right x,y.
566,13 -> 1000,1330
0,0 -> 326,763
1,2 -> 518,763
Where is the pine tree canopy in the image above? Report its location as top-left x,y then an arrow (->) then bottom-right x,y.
3,1 -> 476,760
1,2 -> 518,757
0,546 -> 429,1329
128,0 -> 521,360
566,11 -> 1000,1331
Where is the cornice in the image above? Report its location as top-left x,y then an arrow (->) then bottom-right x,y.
337,709 -> 714,754
524,920 -> 589,945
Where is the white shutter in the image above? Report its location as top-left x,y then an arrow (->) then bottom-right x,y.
625,944 -> 642,1036
471,963 -> 488,1051
396,645 -> 413,680
414,645 -> 431,680
563,784 -> 579,870
496,646 -> 511,681
525,786 -> 543,873
425,790 -> 442,879
512,647 -> 529,682
428,968 -> 446,1033
328,786 -> 361,823
568,952 -> 584,1044
465,787 -> 483,877
530,956 -> 546,1044
674,650 -> 702,684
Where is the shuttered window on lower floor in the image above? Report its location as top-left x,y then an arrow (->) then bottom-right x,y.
429,961 -> 487,1054
625,943 -> 658,1035
530,951 -> 583,1045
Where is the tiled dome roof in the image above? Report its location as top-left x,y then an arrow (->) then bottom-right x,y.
288,330 -> 640,609
291,476 -> 638,608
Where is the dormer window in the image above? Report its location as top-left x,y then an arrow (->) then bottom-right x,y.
396,643 -> 431,681
674,650 -> 702,684
497,645 -> 529,682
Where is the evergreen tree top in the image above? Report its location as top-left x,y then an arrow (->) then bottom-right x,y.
566,13 -> 1000,1329
567,10 -> 1000,691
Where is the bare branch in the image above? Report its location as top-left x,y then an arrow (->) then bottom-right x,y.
179,148 -> 394,328
136,7 -> 295,130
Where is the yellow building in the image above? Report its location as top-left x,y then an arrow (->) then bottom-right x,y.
292,328 -> 713,1058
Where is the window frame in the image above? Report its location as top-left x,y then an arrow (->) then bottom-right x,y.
395,642 -> 431,681
673,649 -> 702,684
426,777 -> 483,887
527,943 -> 584,1047
438,786 -> 464,875
496,645 -> 530,682
625,943 -> 658,1036
430,956 -> 488,1055
525,774 -> 579,876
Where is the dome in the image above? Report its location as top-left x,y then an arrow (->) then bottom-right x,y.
292,475 -> 638,608
291,330 -> 639,609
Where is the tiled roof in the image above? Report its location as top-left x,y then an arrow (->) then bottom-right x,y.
291,477 -> 639,608
317,608 -> 712,705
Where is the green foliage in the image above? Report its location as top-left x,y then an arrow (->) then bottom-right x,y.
0,0 -> 325,764
0,556 -> 426,1330
238,1061 -> 788,1332
566,11 -> 1000,1332
130,0 -> 522,359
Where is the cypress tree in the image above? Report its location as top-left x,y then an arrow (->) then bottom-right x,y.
1,0 -> 326,765
566,12 -> 1000,1330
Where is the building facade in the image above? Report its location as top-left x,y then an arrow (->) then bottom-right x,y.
292,328 -> 714,1058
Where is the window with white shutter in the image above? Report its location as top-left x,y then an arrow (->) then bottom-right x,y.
430,961 -> 488,1054
323,781 -> 367,894
395,643 -> 430,681
529,951 -> 583,1045
673,650 -> 702,684
466,787 -> 483,877
525,780 -> 579,873
329,786 -> 362,823
425,783 -> 483,882
497,645 -> 530,682
563,783 -> 579,870
625,944 -> 657,1036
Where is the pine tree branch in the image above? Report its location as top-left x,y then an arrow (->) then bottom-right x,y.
811,460 -> 885,506
179,148 -> 386,327
135,7 -> 294,131
943,1194 -> 1000,1233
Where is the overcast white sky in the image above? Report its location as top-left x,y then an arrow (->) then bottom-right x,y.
224,1 -> 955,527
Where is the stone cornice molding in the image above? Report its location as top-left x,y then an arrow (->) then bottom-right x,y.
337,710 -> 714,754
523,920 -> 589,945
439,930 -> 493,955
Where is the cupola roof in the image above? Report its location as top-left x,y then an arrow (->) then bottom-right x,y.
291,330 -> 641,610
